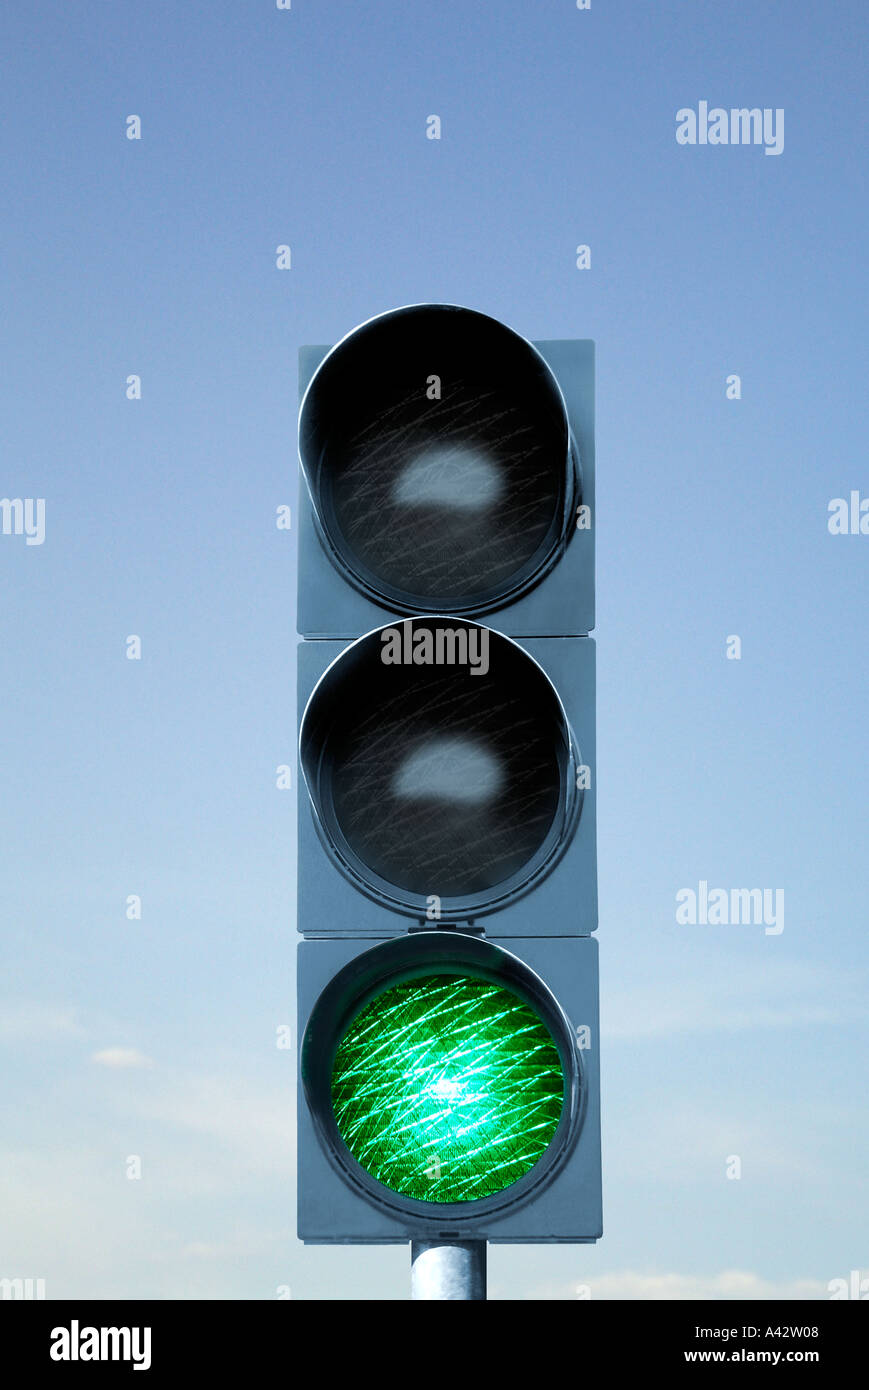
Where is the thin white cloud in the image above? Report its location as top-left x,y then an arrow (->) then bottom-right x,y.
0,1063 -> 296,1296
605,997 -> 837,1040
604,1097 -> 828,1187
130,1072 -> 294,1182
91,1048 -> 154,1069
0,1002 -> 84,1042
527,1270 -> 828,1300
603,959 -> 865,1041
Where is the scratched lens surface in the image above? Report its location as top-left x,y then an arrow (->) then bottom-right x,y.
300,306 -> 570,610
328,662 -> 562,899
327,379 -> 563,603
331,973 -> 564,1203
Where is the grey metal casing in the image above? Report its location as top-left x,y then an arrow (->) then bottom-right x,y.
297,634 -> 597,938
297,340 -> 595,639
297,933 -> 602,1244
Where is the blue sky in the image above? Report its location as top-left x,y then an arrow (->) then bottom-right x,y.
1,0 -> 867,1298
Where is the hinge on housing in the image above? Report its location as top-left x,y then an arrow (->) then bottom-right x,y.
407,921 -> 486,936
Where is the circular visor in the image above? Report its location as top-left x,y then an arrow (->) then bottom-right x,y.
299,620 -> 580,917
299,304 -> 577,614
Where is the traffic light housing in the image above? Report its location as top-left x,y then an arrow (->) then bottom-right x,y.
298,932 -> 600,1242
298,622 -> 595,936
296,305 -> 601,1253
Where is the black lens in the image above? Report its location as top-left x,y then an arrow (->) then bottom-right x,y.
299,306 -> 574,613
300,622 -> 575,907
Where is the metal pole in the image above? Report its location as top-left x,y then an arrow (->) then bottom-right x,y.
410,1240 -> 487,1300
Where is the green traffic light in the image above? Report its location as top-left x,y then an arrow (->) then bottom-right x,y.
331,973 -> 564,1203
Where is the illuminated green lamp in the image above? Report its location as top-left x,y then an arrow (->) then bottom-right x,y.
331,973 -> 564,1203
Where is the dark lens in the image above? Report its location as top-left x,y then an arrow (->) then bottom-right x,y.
300,306 -> 571,611
302,623 -> 571,903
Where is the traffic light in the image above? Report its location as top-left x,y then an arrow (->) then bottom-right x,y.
296,305 -> 600,1290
